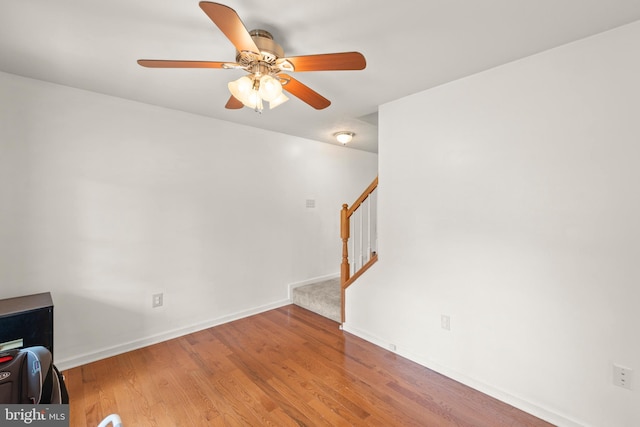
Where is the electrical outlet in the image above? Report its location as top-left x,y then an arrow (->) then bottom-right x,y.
613,364 -> 633,390
152,293 -> 163,308
441,315 -> 451,331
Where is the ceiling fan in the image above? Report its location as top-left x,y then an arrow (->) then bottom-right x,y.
137,2 -> 366,112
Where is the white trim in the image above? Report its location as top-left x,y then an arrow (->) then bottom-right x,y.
341,322 -> 586,427
287,273 -> 339,301
56,299 -> 290,371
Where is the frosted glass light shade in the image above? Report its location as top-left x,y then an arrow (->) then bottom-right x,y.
246,89 -> 263,110
269,93 -> 289,109
259,75 -> 282,102
334,131 -> 355,144
228,76 -> 254,106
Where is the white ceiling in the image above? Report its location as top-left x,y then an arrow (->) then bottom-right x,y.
2,1 -> 640,153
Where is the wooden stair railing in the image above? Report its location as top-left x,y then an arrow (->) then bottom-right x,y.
340,176 -> 379,324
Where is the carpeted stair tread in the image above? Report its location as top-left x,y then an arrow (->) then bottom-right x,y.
292,278 -> 340,323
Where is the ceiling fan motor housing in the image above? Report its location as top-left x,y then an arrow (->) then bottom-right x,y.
235,29 -> 284,65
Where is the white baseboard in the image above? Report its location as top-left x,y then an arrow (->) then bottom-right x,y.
341,322 -> 586,427
58,274 -> 341,371
56,299 -> 290,371
287,272 -> 339,301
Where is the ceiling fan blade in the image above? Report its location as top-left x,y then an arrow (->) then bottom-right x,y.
137,60 -> 228,69
199,2 -> 259,54
225,95 -> 244,109
282,52 -> 366,72
278,75 -> 331,110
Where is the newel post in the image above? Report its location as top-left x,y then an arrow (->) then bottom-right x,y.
340,203 -> 350,324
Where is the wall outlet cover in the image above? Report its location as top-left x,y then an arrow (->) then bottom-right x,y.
441,315 -> 451,331
152,293 -> 164,308
613,364 -> 633,390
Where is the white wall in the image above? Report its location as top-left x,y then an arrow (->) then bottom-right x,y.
0,72 -> 377,369
345,21 -> 640,427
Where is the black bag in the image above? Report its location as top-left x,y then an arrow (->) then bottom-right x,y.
0,346 -> 68,404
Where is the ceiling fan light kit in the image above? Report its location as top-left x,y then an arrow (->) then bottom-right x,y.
228,74 -> 289,111
137,2 -> 366,113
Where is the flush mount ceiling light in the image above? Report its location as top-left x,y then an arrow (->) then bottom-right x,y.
137,2 -> 367,113
334,131 -> 355,145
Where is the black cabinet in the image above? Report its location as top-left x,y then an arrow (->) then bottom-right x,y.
0,292 -> 54,358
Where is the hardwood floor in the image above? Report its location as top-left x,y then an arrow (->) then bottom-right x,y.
64,305 -> 554,426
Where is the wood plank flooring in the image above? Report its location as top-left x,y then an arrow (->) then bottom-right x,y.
64,305 -> 555,426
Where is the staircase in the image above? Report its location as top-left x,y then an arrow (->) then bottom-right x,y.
292,277 -> 341,323
293,176 -> 379,325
